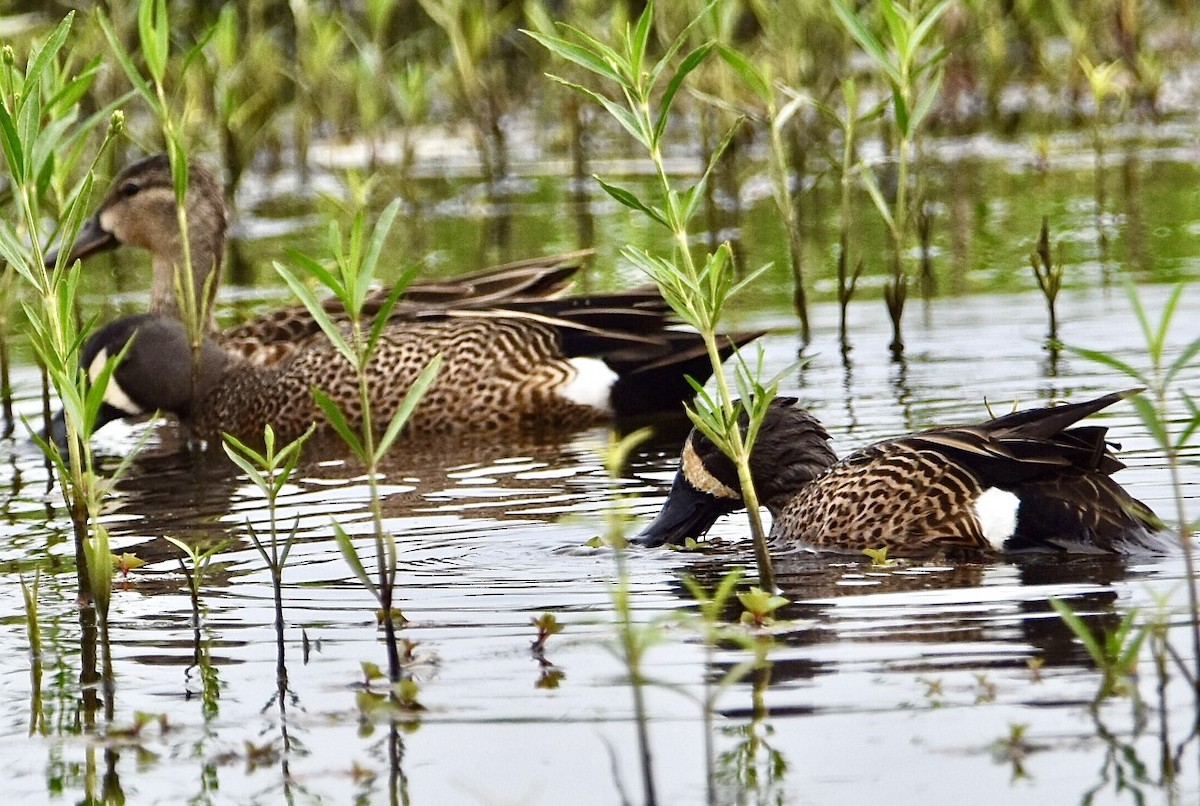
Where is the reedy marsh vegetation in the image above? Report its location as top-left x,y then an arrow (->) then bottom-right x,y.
1,0 -> 1200,802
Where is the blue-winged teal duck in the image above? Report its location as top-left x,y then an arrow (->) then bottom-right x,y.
55,155 -> 758,444
637,392 -> 1164,555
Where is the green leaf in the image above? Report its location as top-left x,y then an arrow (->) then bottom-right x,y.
1050,598 -> 1106,667
24,12 -> 75,100
97,11 -> 157,108
908,68 -> 944,134
275,261 -> 356,366
629,0 -> 654,80
857,163 -> 896,232
1165,335 -> 1200,388
683,117 -> 745,224
332,520 -> 378,599
222,434 -> 269,491
366,266 -> 419,357
1130,395 -> 1170,450
545,74 -> 649,149
139,0 -> 170,84
0,103 -> 25,181
375,354 -> 443,462
596,176 -> 668,227
654,42 -> 714,147
891,84 -> 909,137
911,0 -> 955,53
716,43 -> 771,104
359,198 -> 403,300
831,0 -> 901,86
524,28 -> 625,84
311,388 -> 364,459
646,0 -> 719,87
1063,345 -> 1147,386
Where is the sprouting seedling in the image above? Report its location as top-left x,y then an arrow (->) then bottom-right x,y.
862,547 -> 899,568
531,612 -> 564,655
991,722 -> 1040,780
112,552 -> 147,578
276,198 -> 442,686
1028,217 -> 1064,345
164,535 -> 232,627
737,586 -> 789,629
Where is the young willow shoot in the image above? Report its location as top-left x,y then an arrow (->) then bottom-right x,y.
832,0 -> 952,356
275,199 -> 442,684
714,44 -> 810,343
599,427 -> 662,806
224,423 -> 315,683
0,14 -> 135,612
99,0 -> 218,359
527,0 -> 781,591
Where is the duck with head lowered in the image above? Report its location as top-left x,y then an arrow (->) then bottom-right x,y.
51,154 -> 760,447
637,392 -> 1165,556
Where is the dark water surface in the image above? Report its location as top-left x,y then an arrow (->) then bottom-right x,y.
0,125 -> 1198,804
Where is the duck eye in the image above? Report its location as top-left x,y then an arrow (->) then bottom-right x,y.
118,181 -> 140,198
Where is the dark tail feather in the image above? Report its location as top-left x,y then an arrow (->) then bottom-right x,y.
610,331 -> 763,417
986,389 -> 1143,439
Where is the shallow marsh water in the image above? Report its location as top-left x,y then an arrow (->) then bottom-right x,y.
1,124 -> 1199,804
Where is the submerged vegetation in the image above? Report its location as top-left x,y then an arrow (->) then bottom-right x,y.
0,0 -> 1198,803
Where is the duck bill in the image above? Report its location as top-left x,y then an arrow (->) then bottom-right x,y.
43,213 -> 118,269
635,473 -> 736,548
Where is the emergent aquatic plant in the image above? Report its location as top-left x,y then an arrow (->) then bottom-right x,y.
1050,599 -> 1148,702
275,199 -> 442,685
223,423 -> 315,684
528,0 -> 782,591
1066,281 -> 1200,695
1028,217 -> 1064,346
832,0 -> 952,357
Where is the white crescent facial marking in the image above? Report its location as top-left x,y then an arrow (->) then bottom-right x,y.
88,347 -> 143,416
556,357 -> 619,411
681,439 -> 740,500
974,487 -> 1020,550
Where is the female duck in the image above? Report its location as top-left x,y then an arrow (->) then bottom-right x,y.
637,393 -> 1163,555
56,155 -> 756,443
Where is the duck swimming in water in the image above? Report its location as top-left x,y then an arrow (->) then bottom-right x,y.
637,392 -> 1163,555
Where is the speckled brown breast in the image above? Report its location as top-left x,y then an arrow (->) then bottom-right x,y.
771,442 -> 991,552
192,317 -> 608,443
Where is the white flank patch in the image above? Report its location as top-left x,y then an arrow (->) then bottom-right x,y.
557,357 -> 619,411
88,347 -> 143,416
974,487 -> 1020,550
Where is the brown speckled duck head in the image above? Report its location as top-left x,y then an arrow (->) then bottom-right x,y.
45,153 -> 227,332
